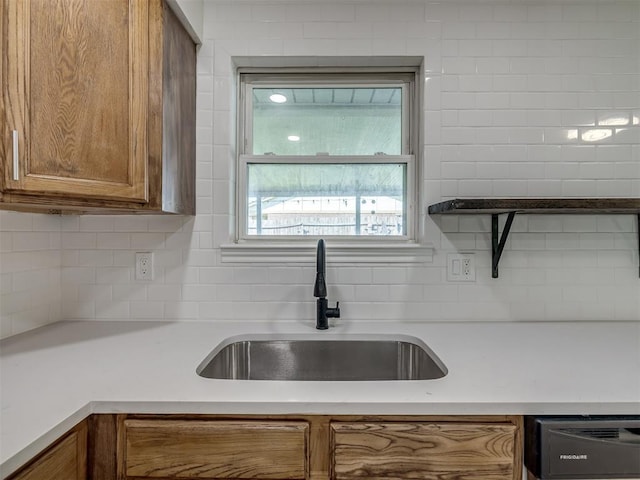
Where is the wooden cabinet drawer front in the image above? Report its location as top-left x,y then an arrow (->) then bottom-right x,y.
123,419 -> 309,479
331,422 -> 517,480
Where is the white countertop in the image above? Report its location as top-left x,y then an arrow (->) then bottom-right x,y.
1,320 -> 639,477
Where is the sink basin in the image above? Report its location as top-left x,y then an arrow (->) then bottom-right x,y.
196,334 -> 447,381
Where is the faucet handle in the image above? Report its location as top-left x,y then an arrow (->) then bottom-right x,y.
327,301 -> 340,318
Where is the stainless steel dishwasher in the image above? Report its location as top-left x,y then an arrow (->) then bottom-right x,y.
525,416 -> 640,479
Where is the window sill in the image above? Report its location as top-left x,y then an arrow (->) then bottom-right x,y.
220,241 -> 433,265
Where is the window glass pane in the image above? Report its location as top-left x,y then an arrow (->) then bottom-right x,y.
247,163 -> 406,236
252,87 -> 402,155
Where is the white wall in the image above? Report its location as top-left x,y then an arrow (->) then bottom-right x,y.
1,0 -> 639,338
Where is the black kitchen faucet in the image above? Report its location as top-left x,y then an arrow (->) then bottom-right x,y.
313,239 -> 340,330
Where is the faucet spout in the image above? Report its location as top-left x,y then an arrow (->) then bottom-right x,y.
313,239 -> 340,329
313,239 -> 327,298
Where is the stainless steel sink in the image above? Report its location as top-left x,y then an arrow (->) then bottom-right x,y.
196,334 -> 447,381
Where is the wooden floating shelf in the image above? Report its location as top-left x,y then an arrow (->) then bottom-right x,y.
428,198 -> 640,215
428,198 -> 640,278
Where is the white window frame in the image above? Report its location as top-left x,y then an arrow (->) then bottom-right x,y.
222,65 -> 432,264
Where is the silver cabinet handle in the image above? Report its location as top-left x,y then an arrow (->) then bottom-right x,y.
12,130 -> 19,181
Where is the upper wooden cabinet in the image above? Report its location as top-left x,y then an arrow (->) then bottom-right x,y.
1,0 -> 196,214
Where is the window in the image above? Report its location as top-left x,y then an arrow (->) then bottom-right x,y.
237,71 -> 417,241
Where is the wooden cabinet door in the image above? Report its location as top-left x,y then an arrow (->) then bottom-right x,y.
9,422 -> 87,480
2,0 -> 147,202
331,422 -> 519,480
122,419 -> 310,479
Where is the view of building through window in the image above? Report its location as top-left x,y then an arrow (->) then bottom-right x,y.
247,163 -> 406,236
248,196 -> 404,236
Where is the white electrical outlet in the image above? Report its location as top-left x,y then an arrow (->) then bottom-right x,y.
447,253 -> 476,282
135,252 -> 153,280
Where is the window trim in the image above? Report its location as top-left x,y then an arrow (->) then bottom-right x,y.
219,241 -> 433,265
223,64 -> 431,263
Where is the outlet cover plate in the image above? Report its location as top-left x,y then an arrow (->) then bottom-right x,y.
135,252 -> 153,281
447,253 -> 476,282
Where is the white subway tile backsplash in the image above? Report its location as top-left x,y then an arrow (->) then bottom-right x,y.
442,232 -> 476,251
562,179 -> 597,196
1,0 -> 638,339
164,301 -> 199,320
11,232 -> 51,252
7,251 -> 51,273
476,22 -> 511,39
11,270 -> 49,294
511,162 -> 545,179
442,22 -> 476,40
78,284 -> 112,304
112,284 -> 147,302
182,284 -> 217,302
510,233 -> 546,250
336,267 -> 373,285
251,4 -> 286,23
303,21 -> 338,38
130,233 -> 165,250
441,57 -> 476,75
214,3 -> 252,23
112,216 -> 147,233
597,216 -> 635,233
370,38 -> 407,55
459,215 -> 490,233
458,40 -> 492,57
94,299 -> 130,319
130,301 -> 165,319
62,267 -> 96,285
97,233 -> 131,250
493,179 -> 528,196
96,267 -> 131,285
77,250 -> 113,267
457,179 -> 493,196
250,284 -> 305,302
579,233 -> 615,250
545,233 -> 580,250
372,268 -> 408,285
597,2 -> 639,22
580,163 -> 616,179
458,75 -> 493,92
267,267 -> 305,285
354,285 -> 389,302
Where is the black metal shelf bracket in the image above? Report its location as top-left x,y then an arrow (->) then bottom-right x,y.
491,212 -> 516,278
490,212 -> 640,278
428,199 -> 640,278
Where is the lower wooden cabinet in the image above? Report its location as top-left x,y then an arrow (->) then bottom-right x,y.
331,421 -> 519,480
7,415 -> 522,480
112,415 -> 522,480
121,419 -> 309,479
7,421 -> 87,480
